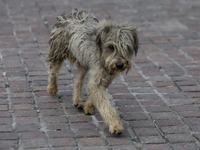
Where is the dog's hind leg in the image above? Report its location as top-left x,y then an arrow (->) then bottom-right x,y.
47,61 -> 63,96
73,63 -> 88,110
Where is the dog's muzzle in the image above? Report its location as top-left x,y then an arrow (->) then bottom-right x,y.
115,62 -> 124,69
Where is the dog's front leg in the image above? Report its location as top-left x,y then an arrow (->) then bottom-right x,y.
86,69 -> 124,135
88,85 -> 123,135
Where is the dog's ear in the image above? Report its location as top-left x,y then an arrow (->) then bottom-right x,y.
96,26 -> 111,51
132,28 -> 139,56
122,25 -> 139,56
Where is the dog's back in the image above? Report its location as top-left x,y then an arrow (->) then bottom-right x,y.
47,9 -> 99,66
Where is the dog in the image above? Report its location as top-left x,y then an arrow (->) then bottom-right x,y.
47,9 -> 139,135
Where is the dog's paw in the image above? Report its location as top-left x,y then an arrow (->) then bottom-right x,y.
73,101 -> 84,110
84,105 -> 95,115
47,85 -> 58,96
109,124 -> 124,135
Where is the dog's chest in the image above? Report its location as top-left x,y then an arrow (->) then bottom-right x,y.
69,31 -> 100,68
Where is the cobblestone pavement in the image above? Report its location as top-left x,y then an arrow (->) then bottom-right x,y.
0,0 -> 200,149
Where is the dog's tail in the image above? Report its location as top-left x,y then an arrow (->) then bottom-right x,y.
56,8 -> 99,23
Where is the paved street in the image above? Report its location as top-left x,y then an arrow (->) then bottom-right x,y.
0,0 -> 200,149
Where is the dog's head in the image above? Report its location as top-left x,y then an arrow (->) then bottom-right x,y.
96,21 -> 139,75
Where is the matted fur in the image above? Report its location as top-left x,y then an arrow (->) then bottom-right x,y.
47,9 -> 139,135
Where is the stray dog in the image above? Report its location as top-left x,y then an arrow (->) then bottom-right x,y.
47,9 -> 139,135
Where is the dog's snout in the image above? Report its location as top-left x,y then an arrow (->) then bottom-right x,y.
115,62 -> 124,69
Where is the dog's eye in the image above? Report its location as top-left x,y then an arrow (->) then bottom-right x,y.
108,45 -> 114,51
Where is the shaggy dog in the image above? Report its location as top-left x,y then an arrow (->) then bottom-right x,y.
47,9 -> 139,135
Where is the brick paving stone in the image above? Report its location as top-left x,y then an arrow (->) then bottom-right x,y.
134,127 -> 160,136
14,110 -> 37,117
15,117 -> 39,125
75,129 -> 100,138
150,112 -> 177,120
140,100 -> 166,106
0,118 -> 12,125
144,144 -> 171,150
172,105 -> 199,112
146,106 -> 171,112
139,135 -> 165,144
47,125 -> 69,133
78,137 -> 105,146
0,99 -> 7,105
0,133 -> 19,140
38,103 -> 61,109
185,92 -> 200,98
152,81 -> 175,87
193,133 -> 200,141
80,146 -> 108,150
68,115 -> 93,123
0,88 -> 6,94
47,130 -> 74,138
0,125 -> 13,132
131,87 -> 155,93
10,86 -> 31,92
42,116 -> 67,124
166,134 -> 195,143
49,138 -> 77,147
180,86 -> 200,92
120,112 -> 148,121
130,120 -> 155,128
108,88 -> 130,94
15,124 -> 40,132
0,140 -> 18,149
146,106 -> 172,112
37,97 -> 59,103
9,92 -> 32,98
190,125 -> 200,132
111,145 -> 138,150
12,103 -> 34,110
115,100 -> 139,107
161,125 -> 190,134
27,149 -> 49,150
112,93 -> 135,99
182,118 -> 200,125
21,139 -> 48,149
178,111 -> 200,118
156,86 -> 180,93
0,111 -> 11,117
51,147 -> 78,150
70,122 -> 97,131
11,98 -> 35,104
20,131 -> 46,139
162,93 -> 186,100
155,119 -> 183,127
35,91 -> 50,97
41,109 -> 64,116
107,137 -> 134,146
171,143 -> 199,150
166,98 -> 194,105
136,94 -> 161,101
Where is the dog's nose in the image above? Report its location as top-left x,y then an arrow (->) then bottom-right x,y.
115,62 -> 124,69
